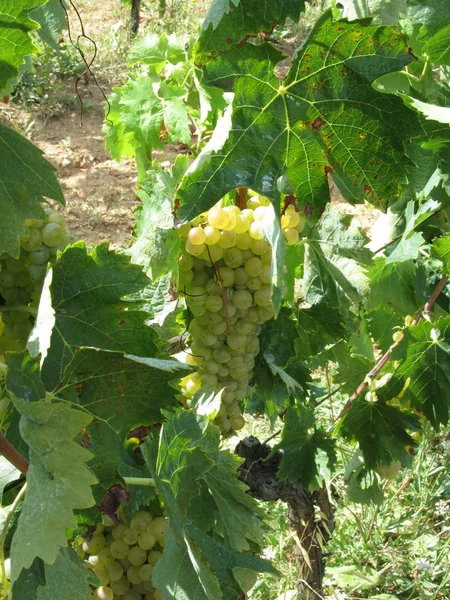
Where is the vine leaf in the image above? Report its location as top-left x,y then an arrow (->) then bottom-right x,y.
0,124 -> 64,258
144,412 -> 276,599
431,233 -> 450,274
12,548 -> 99,600
30,0 -> 67,50
406,0 -> 450,37
31,243 -> 159,389
337,0 -> 407,25
0,0 -> 43,90
274,406 -> 336,489
194,0 -> 305,65
178,12 -> 418,226
392,316 -> 450,427
9,396 -> 97,584
58,349 -> 188,495
335,397 -> 421,469
366,258 -> 421,316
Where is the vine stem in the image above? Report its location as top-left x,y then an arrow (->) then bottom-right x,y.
338,274 -> 449,419
0,433 -> 29,475
0,482 -> 26,590
236,187 -> 248,210
123,477 -> 155,487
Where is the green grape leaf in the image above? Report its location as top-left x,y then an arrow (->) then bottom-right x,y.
33,243 -> 159,389
5,352 -> 46,403
403,96 -> 450,123
0,124 -> 64,257
295,304 -> 345,361
129,32 -> 185,70
59,349 -> 188,490
0,0 -> 43,90
337,0 -> 407,25
30,0 -> 67,50
127,173 -> 181,282
160,81 -> 192,144
274,406 -> 336,490
9,397 -> 97,583
144,415 -> 277,600
347,466 -> 384,505
137,273 -> 178,327
366,258 -> 421,316
302,204 -> 371,313
335,353 -> 374,395
406,0 -> 450,37
178,12 -> 418,226
195,0 -> 305,65
424,24 -> 450,65
392,316 -> 450,427
36,547 -> 99,600
431,234 -> 450,275
335,396 -> 421,469
367,307 -> 403,353
11,559 -> 45,600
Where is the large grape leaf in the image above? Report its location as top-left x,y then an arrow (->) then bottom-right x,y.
31,243 -> 159,389
366,258 -> 421,316
424,24 -> 450,66
9,396 -> 97,583
12,548 -> 99,600
143,417 -> 277,600
30,0 -> 67,50
406,0 -> 450,37
335,396 -> 421,469
0,124 -> 64,257
431,234 -> 450,275
392,316 -> 450,427
0,0 -> 43,89
178,12 -> 418,226
194,0 -> 305,65
274,406 -> 336,489
59,349 -> 188,490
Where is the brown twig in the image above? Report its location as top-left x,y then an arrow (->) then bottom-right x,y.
236,188 -> 248,210
338,274 -> 449,419
0,432 -> 29,475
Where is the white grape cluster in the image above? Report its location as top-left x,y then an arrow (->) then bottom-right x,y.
177,194 -> 304,434
74,510 -> 167,600
0,208 -> 75,354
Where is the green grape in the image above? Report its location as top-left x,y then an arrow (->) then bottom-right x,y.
204,225 -> 221,245
205,295 -> 223,312
179,253 -> 194,271
221,207 -> 237,230
201,373 -> 218,386
186,286 -> 207,306
254,286 -> 271,306
93,586 -> 114,600
92,564 -> 109,586
110,576 -> 130,595
244,257 -> 263,277
222,389 -> 235,404
179,269 -> 194,286
154,590 -> 164,600
127,564 -> 144,584
1,286 -> 20,303
202,244 -> 224,263
21,228 -> 42,251
42,223 -> 64,247
200,330 -> 218,346
0,270 -> 15,288
217,230 -> 237,249
110,540 -> 129,559
112,524 -> 128,540
235,320 -> 255,336
191,269 -> 209,287
28,247 -> 49,267
259,264 -> 271,284
227,334 -> 247,351
12,320 -> 33,340
208,206 -> 229,229
205,279 -> 221,295
213,345 -> 232,363
247,277 -> 262,291
208,320 -> 227,336
128,546 -> 147,566
230,415 -> 245,431
15,270 -> 31,288
5,258 -> 25,273
48,212 -> 66,227
105,560 -> 124,581
123,528 -> 139,545
218,266 -> 235,287
137,532 -> 156,550
187,226 -> 206,245
223,247 -> 243,268
122,591 -> 141,600
261,250 -> 272,265
10,310 -> 31,324
139,564 -> 154,581
28,263 -> 47,283
283,227 -> 299,245
98,548 -> 115,565
25,218 -> 44,228
185,240 -> 205,256
235,232 -> 252,250
232,290 -> 253,310
249,221 -> 263,240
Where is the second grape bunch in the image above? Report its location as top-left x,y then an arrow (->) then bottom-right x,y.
177,194 -> 304,434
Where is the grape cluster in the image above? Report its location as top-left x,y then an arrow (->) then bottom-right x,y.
75,510 -> 167,600
177,194 -> 304,434
0,208 -> 75,354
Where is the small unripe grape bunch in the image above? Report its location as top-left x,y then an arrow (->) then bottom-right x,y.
74,509 -> 168,599
176,193 -> 289,434
0,207 -> 76,354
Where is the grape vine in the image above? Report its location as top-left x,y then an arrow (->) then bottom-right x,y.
1,1 -> 450,600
